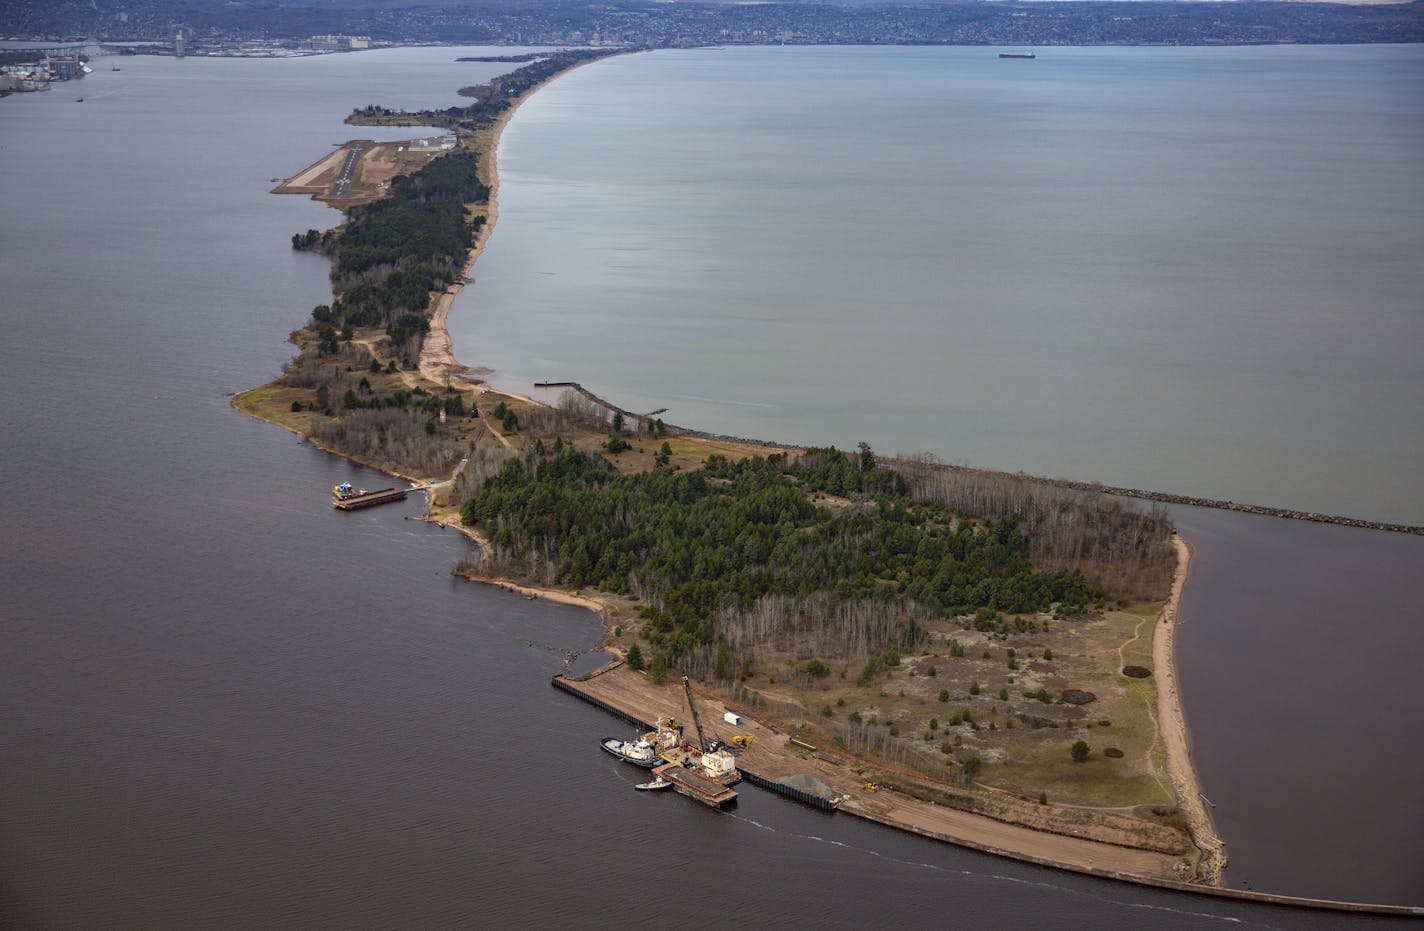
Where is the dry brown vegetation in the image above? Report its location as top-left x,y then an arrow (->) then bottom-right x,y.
892,453 -> 1176,601
662,595 -> 1175,812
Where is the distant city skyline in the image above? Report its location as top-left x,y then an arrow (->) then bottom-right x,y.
7,0 -> 1421,48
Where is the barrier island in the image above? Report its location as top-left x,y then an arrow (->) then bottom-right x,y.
233,46 -> 1238,899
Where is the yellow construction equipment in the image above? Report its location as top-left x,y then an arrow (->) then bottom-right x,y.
731,735 -> 753,748
863,782 -> 880,792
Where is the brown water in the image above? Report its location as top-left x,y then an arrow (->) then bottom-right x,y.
0,48 -> 1419,925
1170,505 -> 1424,905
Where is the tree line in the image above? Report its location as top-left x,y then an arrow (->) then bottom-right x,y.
459,445 -> 1102,681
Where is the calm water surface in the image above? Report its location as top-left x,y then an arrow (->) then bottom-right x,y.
1,48 -> 1420,924
456,45 -> 1424,526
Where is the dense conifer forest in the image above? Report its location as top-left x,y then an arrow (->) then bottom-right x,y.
462,445 -> 1104,679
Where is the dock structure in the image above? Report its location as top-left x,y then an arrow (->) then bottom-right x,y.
332,487 -> 409,510
653,763 -> 738,809
533,381 -> 667,428
554,671 -> 843,811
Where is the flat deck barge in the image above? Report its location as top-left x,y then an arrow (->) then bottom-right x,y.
333,486 -> 409,510
653,763 -> 738,809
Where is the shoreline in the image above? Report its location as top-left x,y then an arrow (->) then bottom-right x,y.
410,57 -> 1227,887
234,55 -> 1414,913
1155,534 -> 1226,883
289,53 -> 1219,892
540,528 -> 1205,884
419,54 -> 613,398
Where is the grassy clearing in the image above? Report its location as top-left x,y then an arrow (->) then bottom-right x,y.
720,601 -> 1174,811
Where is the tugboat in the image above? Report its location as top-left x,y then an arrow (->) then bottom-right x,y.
634,776 -> 673,792
601,735 -> 660,768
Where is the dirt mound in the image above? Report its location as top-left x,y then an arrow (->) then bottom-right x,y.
775,773 -> 836,800
1122,665 -> 1152,678
1060,689 -> 1097,705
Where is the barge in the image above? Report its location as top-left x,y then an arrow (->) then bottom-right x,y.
332,482 -> 409,510
653,763 -> 738,809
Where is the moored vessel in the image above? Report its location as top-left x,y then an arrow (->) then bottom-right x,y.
638,676 -> 745,786
601,735 -> 660,768
652,763 -> 738,808
332,482 -> 409,510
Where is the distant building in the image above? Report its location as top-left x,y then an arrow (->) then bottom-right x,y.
310,35 -> 371,51
0,54 -> 87,88
410,135 -> 458,153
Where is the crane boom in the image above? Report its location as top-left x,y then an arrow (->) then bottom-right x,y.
682,676 -> 709,752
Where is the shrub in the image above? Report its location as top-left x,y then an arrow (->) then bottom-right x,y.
969,681 -> 981,696
626,643 -> 644,671
1071,740 -> 1090,763
938,689 -> 950,703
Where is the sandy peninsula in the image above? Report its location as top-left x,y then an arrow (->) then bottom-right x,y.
231,48 -> 1424,916
374,57 -> 1219,889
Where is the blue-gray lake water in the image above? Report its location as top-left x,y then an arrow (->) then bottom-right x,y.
455,45 -> 1424,527
1,46 -> 1420,924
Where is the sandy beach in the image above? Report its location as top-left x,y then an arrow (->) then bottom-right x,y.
420,56 -> 612,398
1156,533 -> 1228,882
